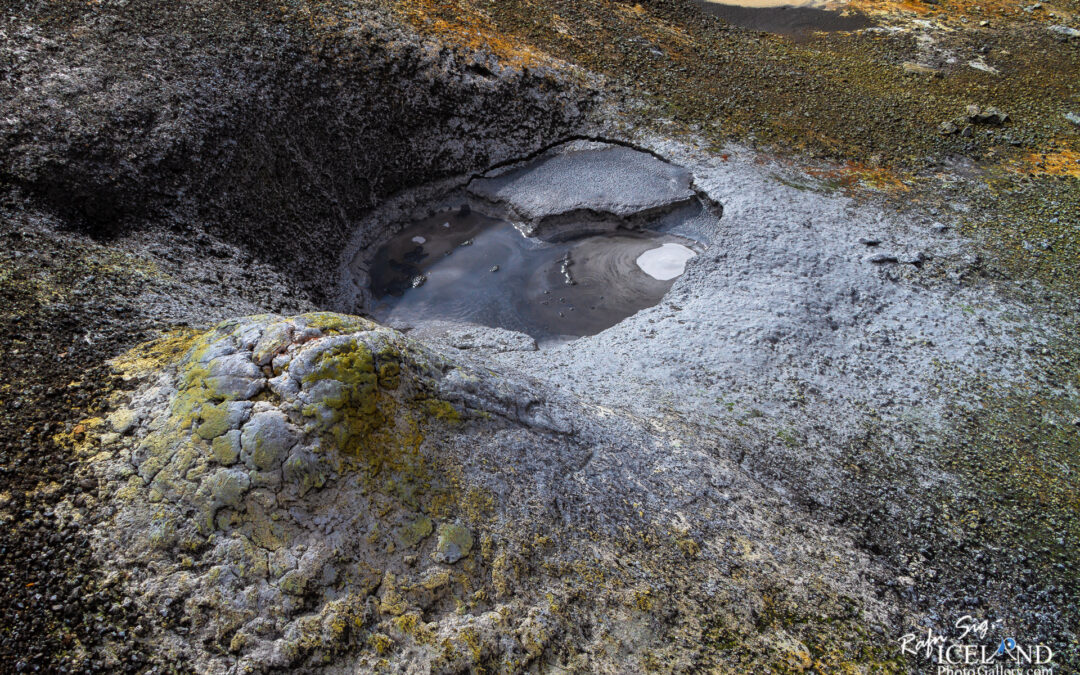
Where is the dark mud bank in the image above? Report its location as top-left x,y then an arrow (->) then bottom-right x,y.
0,2 -> 596,302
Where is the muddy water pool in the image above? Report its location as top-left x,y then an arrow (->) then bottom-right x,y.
366,205 -> 703,344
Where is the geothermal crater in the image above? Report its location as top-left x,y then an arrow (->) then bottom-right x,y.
348,143 -> 719,343
4,2 -> 1078,672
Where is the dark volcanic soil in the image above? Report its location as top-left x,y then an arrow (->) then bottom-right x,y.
0,233 -> 143,672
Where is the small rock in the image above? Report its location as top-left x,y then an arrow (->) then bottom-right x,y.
211,430 -> 242,465
1065,112 -> 1080,127
278,569 -> 308,596
966,105 -> 1008,125
867,251 -> 924,265
489,265 -> 499,272
397,516 -> 434,548
902,62 -> 940,76
859,237 -> 882,246
984,106 -> 1008,124
195,403 -> 231,440
432,523 -> 473,564
1048,25 -> 1080,38
939,121 -> 958,135
205,353 -> 265,401
252,321 -> 295,366
106,409 -> 137,435
267,373 -> 299,399
271,353 -> 291,373
204,468 -> 250,509
967,60 -> 999,75
240,411 -> 298,470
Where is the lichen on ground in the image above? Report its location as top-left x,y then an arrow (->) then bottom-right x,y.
78,314 -> 561,670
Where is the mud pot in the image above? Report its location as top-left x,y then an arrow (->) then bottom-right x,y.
347,142 -> 720,344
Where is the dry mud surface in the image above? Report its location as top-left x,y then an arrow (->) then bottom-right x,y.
0,0 -> 1077,673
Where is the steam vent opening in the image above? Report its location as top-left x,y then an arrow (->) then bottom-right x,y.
350,143 -> 720,344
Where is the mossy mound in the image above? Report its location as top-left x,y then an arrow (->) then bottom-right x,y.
74,313 -> 905,672
85,314 -> 522,669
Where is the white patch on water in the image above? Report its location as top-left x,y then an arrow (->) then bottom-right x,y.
412,236 -> 427,244
442,222 -> 451,228
635,243 -> 696,281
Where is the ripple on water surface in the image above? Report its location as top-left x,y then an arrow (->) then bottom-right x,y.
367,206 -> 701,344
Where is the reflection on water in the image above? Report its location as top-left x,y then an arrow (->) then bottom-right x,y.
694,0 -> 873,41
367,206 -> 700,344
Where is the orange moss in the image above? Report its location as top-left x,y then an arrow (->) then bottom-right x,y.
396,0 -> 554,69
613,1 -> 693,46
842,0 -> 932,18
844,0 -> 1071,27
806,161 -> 912,193
1013,143 -> 1080,179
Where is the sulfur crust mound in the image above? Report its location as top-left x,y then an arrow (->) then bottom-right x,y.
76,313 -> 904,673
